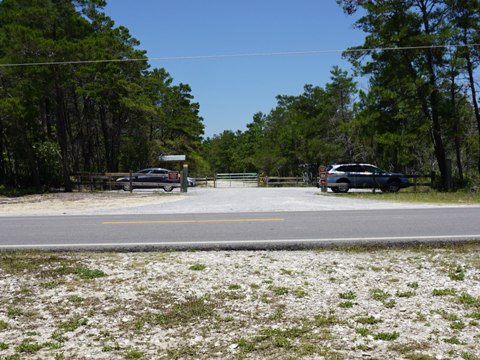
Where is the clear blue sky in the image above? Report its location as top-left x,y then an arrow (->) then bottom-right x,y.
104,0 -> 366,138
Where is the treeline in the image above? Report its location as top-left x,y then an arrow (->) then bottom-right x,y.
1,0 -> 479,193
0,0 -> 205,191
204,0 -> 480,190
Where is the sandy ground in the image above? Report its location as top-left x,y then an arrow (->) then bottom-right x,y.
0,246 -> 479,360
0,191 -> 185,215
0,187 -> 472,217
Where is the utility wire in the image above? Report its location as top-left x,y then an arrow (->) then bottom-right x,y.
0,43 -> 479,67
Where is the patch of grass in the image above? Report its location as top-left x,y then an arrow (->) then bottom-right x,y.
16,339 -> 44,354
339,291 -> 356,300
389,341 -> 432,358
0,319 -> 9,330
250,283 -> 260,289
457,292 -> 480,308
269,286 -> 289,295
443,336 -> 462,345
407,282 -> 419,289
237,337 -> 256,352
449,266 -> 466,281
75,267 -> 107,279
384,299 -> 397,308
0,342 -> 9,350
58,316 -> 88,332
405,354 -> 435,360
0,253 -> 80,275
450,320 -> 466,330
125,348 -> 144,359
338,191 -> 480,204
436,310 -> 459,321
356,316 -> 383,325
313,312 -> 339,327
280,268 -> 294,275
371,288 -> 390,302
461,352 -> 480,360
228,284 -> 241,290
139,296 -> 215,328
189,263 -> 206,271
467,312 -> 480,320
338,301 -> 355,308
293,287 -> 308,298
356,328 -> 371,337
396,290 -> 416,298
432,288 -> 457,296
374,331 -> 400,341
7,307 -> 23,319
166,345 -> 198,359
67,295 -> 84,304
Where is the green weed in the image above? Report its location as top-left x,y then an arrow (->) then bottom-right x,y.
449,266 -> 465,281
338,301 -> 354,308
371,288 -> 390,302
339,291 -> 356,300
189,264 -> 206,271
432,288 -> 457,296
356,316 -> 382,325
374,331 -> 400,341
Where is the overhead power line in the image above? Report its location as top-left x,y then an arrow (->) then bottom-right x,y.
0,44 -> 479,67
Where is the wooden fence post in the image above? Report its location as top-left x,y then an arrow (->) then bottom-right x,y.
129,170 -> 133,193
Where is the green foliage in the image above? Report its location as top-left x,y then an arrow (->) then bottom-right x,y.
432,288 -> 457,296
0,0 -> 205,190
75,268 -> 107,279
374,331 -> 400,341
339,291 -> 356,300
356,316 -> 383,325
449,266 -> 466,281
189,264 -> 206,271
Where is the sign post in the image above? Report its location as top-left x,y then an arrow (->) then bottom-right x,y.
319,166 -> 328,193
181,164 -> 188,193
158,154 -> 187,192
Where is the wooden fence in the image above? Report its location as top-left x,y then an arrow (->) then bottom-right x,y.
73,172 -> 434,192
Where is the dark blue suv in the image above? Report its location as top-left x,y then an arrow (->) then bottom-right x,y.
326,163 -> 410,193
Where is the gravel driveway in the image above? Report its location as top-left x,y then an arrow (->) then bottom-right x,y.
1,187 -> 476,217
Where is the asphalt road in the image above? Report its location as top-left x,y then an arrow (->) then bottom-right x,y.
1,208 -> 480,250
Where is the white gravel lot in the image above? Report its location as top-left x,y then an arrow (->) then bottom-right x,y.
1,187 -> 474,217
0,188 -> 479,359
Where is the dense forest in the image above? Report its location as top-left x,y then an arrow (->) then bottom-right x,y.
1,0 -> 479,192
0,0 -> 206,191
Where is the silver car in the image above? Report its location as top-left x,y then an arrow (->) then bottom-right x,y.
326,163 -> 410,193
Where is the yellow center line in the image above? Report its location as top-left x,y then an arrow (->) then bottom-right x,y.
102,218 -> 285,225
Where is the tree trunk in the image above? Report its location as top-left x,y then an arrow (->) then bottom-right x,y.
419,1 -> 448,190
463,30 -> 480,174
450,70 -> 463,183
54,67 -> 73,192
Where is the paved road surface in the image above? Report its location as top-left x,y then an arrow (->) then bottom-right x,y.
1,208 -> 479,250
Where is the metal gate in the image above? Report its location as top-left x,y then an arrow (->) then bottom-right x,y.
215,173 -> 258,188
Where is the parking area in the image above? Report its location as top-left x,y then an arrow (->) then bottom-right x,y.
90,187 -> 463,215
2,187 -> 474,217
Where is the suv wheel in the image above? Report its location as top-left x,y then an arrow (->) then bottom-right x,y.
163,185 -> 173,192
383,180 -> 400,193
335,180 -> 350,193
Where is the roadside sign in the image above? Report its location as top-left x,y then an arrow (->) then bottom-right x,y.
168,171 -> 180,180
159,155 -> 186,162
